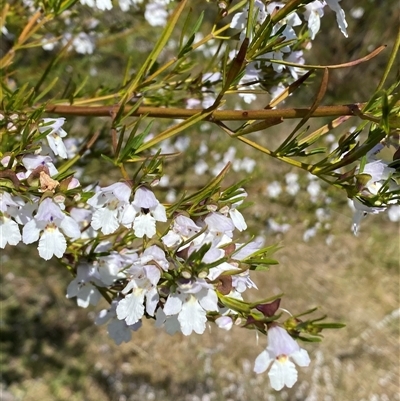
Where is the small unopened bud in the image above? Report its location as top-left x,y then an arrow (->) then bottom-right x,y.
198,270 -> 208,279
182,270 -> 192,279
53,194 -> 65,204
207,204 -> 218,212
219,205 -> 229,215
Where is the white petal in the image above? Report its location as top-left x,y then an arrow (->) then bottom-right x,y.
102,182 -> 132,203
164,293 -> 183,315
208,262 -> 240,281
291,349 -> 311,367
0,192 -> 19,212
22,220 -> 41,244
164,315 -> 181,335
268,359 -> 298,390
133,187 -> 159,209
38,227 -> 66,259
116,290 -> 145,325
326,0 -> 348,37
215,316 -> 233,331
47,134 -> 68,158
152,203 -> 167,222
254,350 -> 273,374
36,198 -> 64,221
0,217 -> 21,248
205,212 -> 235,232
308,10 -> 321,39
144,265 -> 161,287
120,203 -> 136,227
133,214 -> 156,238
107,319 -> 132,345
232,239 -> 263,260
229,208 -> 247,231
91,207 -> 120,235
267,326 -> 300,357
59,215 -> 81,239
76,285 -> 101,308
178,295 -> 207,335
66,278 -> 79,298
145,287 -> 159,316
162,231 -> 181,247
198,288 -> 219,312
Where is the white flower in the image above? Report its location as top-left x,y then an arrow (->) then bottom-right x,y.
22,198 -> 80,260
131,187 -> 167,238
303,1 -> 325,39
351,198 -> 385,235
0,197 -> 21,248
88,182 -> 132,235
80,0 -> 113,10
163,278 -> 219,335
0,192 -> 25,248
268,218 -> 291,234
95,300 -> 142,345
266,181 -> 282,198
219,189 -> 248,232
201,212 -> 235,247
155,307 -> 181,335
254,325 -> 310,391
350,155 -> 396,234
22,154 -> 58,178
232,270 -> 258,293
97,252 -> 130,286
362,159 -> 395,195
145,1 -> 169,27
119,0 -> 141,11
215,316 -> 233,331
232,238 -> 264,261
39,118 -> 68,159
388,205 -> 400,222
162,214 -> 202,248
325,0 -> 348,38
285,50 -> 306,80
204,247 -> 240,281
116,259 -> 161,325
230,0 -> 267,40
285,172 -> 300,196
0,214 -> 21,248
66,263 -> 103,308
307,180 -> 320,202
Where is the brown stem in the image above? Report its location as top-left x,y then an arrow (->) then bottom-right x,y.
44,103 -> 363,121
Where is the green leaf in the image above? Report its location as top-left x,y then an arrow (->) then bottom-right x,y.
119,118 -> 152,161
136,108 -> 214,153
219,294 -> 251,314
178,11 -> 204,57
248,293 -> 284,309
314,322 -> 346,329
122,0 -> 188,101
380,91 -> 390,134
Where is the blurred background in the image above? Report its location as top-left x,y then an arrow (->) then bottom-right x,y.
1,0 -> 399,400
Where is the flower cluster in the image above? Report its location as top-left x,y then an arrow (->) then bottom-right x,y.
230,0 -> 348,103
351,143 -> 399,234
2,0 -> 398,394
1,113 -> 318,390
